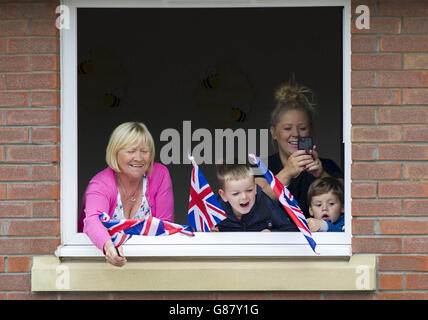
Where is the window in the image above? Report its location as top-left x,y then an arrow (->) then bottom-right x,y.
58,0 -> 351,258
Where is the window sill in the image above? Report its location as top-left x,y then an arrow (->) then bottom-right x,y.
31,255 -> 375,291
56,232 -> 352,257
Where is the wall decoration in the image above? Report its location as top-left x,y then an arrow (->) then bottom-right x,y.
78,45 -> 128,114
194,60 -> 256,128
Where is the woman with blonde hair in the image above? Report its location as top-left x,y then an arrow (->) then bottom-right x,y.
255,81 -> 343,217
78,122 -> 174,266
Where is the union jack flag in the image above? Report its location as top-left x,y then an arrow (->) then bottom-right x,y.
187,155 -> 227,232
248,154 -> 318,253
99,212 -> 194,248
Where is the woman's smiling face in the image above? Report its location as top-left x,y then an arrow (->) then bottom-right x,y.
270,109 -> 311,157
117,140 -> 151,180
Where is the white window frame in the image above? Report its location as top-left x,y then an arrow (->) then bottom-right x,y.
57,0 -> 352,258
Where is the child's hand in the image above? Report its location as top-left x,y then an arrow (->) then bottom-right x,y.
210,226 -> 219,232
307,218 -> 323,232
261,229 -> 271,232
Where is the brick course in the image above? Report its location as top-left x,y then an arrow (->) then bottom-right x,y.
0,0 -> 60,298
352,0 -> 428,300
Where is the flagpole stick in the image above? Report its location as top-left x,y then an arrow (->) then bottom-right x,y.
188,153 -> 197,166
248,153 -> 319,255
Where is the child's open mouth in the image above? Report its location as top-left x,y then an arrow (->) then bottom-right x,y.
239,201 -> 250,208
321,214 -> 329,220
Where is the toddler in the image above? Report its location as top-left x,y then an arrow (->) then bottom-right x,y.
307,177 -> 344,232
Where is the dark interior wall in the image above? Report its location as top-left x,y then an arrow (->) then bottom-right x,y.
77,7 -> 343,225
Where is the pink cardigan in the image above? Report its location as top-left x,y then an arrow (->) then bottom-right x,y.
78,163 -> 174,251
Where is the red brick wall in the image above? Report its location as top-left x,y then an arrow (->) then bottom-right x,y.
0,0 -> 61,300
351,0 -> 428,299
0,0 -> 427,300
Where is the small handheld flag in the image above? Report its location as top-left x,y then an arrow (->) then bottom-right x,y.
99,212 -> 194,248
187,155 -> 227,232
248,154 -> 318,254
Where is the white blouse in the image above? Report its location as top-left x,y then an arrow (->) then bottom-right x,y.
112,175 -> 151,220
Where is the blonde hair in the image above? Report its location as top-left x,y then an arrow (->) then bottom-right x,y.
106,122 -> 155,173
269,81 -> 316,151
216,162 -> 254,190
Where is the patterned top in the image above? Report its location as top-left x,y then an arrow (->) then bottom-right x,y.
112,175 -> 151,220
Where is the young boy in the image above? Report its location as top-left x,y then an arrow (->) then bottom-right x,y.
214,162 -> 297,232
307,177 -> 344,232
